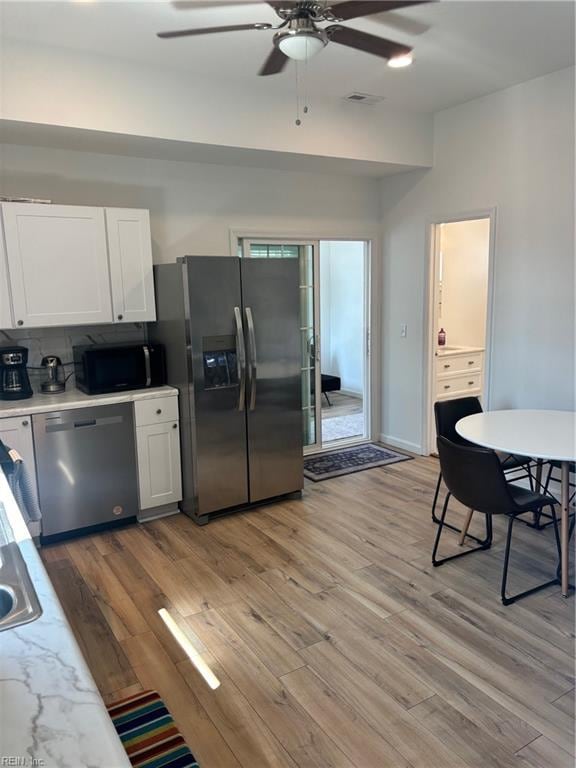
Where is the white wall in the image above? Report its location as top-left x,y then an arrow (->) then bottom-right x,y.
319,241 -> 365,396
0,143 -> 382,261
1,40 -> 433,170
438,219 -> 490,349
381,66 -> 575,453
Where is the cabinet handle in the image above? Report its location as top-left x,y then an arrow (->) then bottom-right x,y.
117,314 -> 123,321
156,408 -> 162,415
444,364 -> 450,369
468,360 -> 474,365
172,423 -> 178,429
444,385 -> 450,390
17,320 -> 23,326
22,420 -> 29,427
468,381 -> 474,386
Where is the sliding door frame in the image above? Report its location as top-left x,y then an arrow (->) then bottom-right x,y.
241,237 -> 322,452
231,228 -> 378,453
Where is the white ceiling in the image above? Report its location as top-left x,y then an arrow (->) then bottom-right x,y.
2,0 -> 574,114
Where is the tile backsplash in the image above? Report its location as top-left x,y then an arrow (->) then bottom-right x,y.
0,323 -> 147,393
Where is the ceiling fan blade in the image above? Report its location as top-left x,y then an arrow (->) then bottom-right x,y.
368,10 -> 431,36
172,2 -> 271,9
326,25 -> 411,59
328,1 -> 430,21
158,22 -> 271,39
258,47 -> 289,75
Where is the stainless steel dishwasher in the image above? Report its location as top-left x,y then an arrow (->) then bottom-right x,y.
33,403 -> 138,541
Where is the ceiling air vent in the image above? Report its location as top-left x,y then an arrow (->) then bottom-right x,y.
343,92 -> 385,105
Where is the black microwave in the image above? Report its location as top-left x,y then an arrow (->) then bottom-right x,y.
73,343 -> 166,395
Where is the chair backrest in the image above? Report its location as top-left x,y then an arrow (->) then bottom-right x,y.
434,397 -> 483,445
437,436 -> 513,516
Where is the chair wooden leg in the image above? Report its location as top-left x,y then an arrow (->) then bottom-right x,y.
458,508 -> 474,546
432,497 -> 491,567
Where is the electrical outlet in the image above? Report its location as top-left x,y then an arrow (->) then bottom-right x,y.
400,323 -> 408,338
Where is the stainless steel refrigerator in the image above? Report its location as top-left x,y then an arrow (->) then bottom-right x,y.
151,256 -> 303,525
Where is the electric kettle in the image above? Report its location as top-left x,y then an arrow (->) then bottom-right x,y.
40,355 -> 66,394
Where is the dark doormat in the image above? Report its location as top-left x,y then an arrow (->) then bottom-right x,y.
304,443 -> 412,481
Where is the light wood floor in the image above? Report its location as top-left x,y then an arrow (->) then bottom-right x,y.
41,456 -> 575,768
321,391 -> 363,419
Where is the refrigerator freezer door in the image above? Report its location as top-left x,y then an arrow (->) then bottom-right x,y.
241,258 -> 303,502
185,256 -> 250,515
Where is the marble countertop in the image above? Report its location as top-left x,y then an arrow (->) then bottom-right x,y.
0,472 -> 131,767
436,346 -> 485,358
0,385 -> 178,418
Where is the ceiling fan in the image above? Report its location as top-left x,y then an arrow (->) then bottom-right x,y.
157,1 -> 432,76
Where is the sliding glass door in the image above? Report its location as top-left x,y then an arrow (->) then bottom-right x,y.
241,238 -> 371,453
241,239 -> 322,451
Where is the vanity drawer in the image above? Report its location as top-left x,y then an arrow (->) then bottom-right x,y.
436,373 -> 482,398
134,395 -> 179,427
437,352 -> 483,375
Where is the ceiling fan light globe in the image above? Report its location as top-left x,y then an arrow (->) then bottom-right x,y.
387,52 -> 413,68
277,32 -> 326,61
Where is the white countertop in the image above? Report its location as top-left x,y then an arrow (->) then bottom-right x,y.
436,346 -> 485,358
0,471 -> 131,767
0,385 -> 178,418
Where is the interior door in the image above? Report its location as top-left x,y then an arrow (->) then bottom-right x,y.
184,256 -> 249,515
241,258 -> 303,502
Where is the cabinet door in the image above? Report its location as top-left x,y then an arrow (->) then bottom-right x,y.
105,208 -> 156,323
136,421 -> 182,510
0,415 -> 39,509
0,217 -> 14,329
2,203 -> 113,328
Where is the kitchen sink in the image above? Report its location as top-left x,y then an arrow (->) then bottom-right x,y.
0,586 -> 15,618
0,535 -> 42,632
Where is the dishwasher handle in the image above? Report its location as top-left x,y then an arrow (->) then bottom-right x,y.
43,415 -> 124,433
74,419 -> 96,429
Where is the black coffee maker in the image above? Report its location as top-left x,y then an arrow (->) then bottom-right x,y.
0,346 -> 33,400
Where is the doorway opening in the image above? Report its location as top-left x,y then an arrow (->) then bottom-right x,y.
319,241 -> 366,445
426,216 -> 493,455
239,237 -> 371,453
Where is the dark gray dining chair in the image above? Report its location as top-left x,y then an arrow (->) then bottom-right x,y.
433,436 -> 560,605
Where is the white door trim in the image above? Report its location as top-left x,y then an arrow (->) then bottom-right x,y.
232,230 -> 377,451
422,208 -> 497,456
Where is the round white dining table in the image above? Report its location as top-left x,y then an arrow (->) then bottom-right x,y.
456,410 -> 576,597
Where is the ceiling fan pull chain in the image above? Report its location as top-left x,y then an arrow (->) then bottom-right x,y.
304,43 -> 310,116
295,60 -> 302,126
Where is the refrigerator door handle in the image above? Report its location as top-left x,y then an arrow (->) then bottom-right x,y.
234,306 -> 247,411
245,306 -> 257,411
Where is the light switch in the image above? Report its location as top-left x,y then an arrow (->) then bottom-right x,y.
400,323 -> 407,338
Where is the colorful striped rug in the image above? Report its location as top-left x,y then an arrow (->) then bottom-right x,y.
107,690 -> 199,768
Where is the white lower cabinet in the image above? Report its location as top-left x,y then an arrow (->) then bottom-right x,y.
135,397 -> 182,513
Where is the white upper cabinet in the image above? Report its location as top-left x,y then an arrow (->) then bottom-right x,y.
0,217 -> 14,329
105,208 -> 156,323
2,203 -> 113,328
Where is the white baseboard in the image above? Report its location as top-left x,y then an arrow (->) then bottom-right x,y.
379,434 -> 423,455
340,388 -> 363,398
